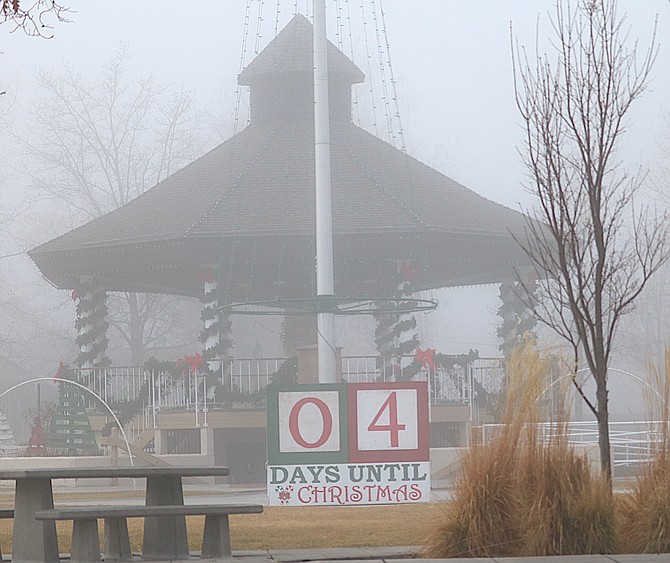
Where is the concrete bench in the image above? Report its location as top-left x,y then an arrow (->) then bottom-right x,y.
0,510 -> 14,560
34,503 -> 263,562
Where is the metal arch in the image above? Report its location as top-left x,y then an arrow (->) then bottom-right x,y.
218,295 -> 438,316
539,367 -> 665,403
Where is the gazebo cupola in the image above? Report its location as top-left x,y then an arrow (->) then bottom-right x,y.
238,14 -> 364,123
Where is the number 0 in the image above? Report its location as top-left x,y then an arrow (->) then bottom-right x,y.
288,397 -> 333,449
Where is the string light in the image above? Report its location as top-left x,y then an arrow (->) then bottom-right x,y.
377,0 -> 406,152
359,1 -> 379,138
253,0 -> 266,57
344,0 -> 361,127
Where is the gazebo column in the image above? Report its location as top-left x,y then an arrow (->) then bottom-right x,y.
373,260 -> 419,379
74,276 -> 109,368
199,265 -> 232,384
202,272 -> 219,372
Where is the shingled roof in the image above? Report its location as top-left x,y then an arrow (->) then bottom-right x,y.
29,15 -> 532,301
238,14 -> 364,85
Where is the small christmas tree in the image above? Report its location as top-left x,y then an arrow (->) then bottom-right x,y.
0,410 -> 18,458
26,416 -> 47,457
48,372 -> 99,456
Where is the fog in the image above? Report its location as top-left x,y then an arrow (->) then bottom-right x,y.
1,1 -> 669,428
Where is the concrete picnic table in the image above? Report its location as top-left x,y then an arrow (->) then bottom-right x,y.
0,465 -> 230,563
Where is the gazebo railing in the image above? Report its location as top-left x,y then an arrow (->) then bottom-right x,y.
340,355 -> 476,404
223,357 -> 285,395
72,356 -> 505,432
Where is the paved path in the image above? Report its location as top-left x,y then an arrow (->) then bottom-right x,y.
120,547 -> 670,562
8,538 -> 669,561
241,548 -> 670,562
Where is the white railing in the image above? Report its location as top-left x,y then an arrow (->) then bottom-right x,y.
480,420 -> 670,467
72,356 -> 505,434
76,365 -> 147,406
221,357 -> 285,395
75,356 -> 503,406
341,355 -> 475,404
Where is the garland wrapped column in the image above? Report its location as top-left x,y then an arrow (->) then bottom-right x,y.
497,280 -> 538,363
199,266 -> 233,395
74,277 -> 110,368
374,260 -> 420,380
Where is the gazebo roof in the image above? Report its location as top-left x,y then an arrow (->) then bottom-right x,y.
29,15 -> 532,302
238,14 -> 365,86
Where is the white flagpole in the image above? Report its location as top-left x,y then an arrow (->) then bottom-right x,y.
314,0 -> 337,384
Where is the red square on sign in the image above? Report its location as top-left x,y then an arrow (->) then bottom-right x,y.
347,382 -> 429,463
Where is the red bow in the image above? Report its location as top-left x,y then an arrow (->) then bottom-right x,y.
397,260 -> 416,283
415,348 -> 435,370
177,353 -> 204,374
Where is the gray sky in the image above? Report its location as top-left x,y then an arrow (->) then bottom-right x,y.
1,0 -> 669,363
2,1 -> 668,208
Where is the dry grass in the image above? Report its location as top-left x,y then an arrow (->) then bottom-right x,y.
227,504 -> 442,550
518,444 -> 616,556
423,339 -> 616,558
0,503 -> 443,554
618,460 -> 670,554
618,349 -> 670,554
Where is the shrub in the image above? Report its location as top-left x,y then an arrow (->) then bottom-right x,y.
618,349 -> 670,554
425,339 -> 616,557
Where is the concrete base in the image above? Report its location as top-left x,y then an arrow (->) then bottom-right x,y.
12,478 -> 59,563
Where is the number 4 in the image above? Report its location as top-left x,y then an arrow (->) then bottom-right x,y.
367,392 -> 406,448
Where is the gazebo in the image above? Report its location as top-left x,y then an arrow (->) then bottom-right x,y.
29,15 -> 530,305
28,15 -> 533,481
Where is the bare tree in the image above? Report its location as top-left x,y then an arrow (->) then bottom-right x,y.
23,46 -> 201,364
512,0 -> 668,482
1,0 -> 70,37
616,111 -> 670,372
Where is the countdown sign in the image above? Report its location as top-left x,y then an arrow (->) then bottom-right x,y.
266,382 -> 430,506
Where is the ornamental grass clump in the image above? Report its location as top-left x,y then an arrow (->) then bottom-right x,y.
618,349 -> 670,554
425,339 -> 616,558
423,427 -> 522,557
518,439 -> 616,555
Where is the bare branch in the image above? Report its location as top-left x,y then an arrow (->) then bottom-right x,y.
1,0 -> 71,37
511,0 -> 665,480
24,47 -> 203,364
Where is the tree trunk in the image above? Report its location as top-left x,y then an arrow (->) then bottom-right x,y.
595,370 -> 612,484
128,293 -> 145,365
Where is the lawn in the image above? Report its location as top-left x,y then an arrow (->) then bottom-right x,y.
0,499 -> 445,554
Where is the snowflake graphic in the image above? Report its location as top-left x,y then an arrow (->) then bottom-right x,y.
275,485 -> 294,505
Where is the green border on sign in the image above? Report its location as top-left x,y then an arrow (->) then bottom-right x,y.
266,383 -> 348,465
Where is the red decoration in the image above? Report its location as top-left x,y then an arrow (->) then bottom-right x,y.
26,417 -> 47,457
197,265 -> 215,283
71,290 -> 79,301
176,353 -> 204,375
54,361 -> 65,380
397,259 -> 416,283
414,348 -> 435,370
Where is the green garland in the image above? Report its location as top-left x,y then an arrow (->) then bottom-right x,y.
497,281 -> 538,363
198,272 -> 233,402
374,271 -> 420,380
74,278 -> 110,367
